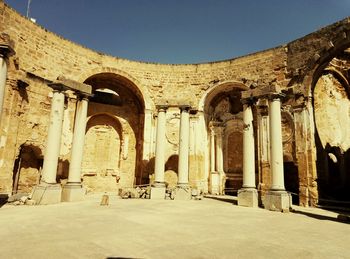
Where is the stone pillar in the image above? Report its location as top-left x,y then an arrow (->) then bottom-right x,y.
150,106 -> 167,199
0,36 -> 15,122
269,97 -> 285,190
209,124 -> 219,194
215,126 -> 225,195
31,84 -> 66,204
210,127 -> 216,172
177,106 -> 190,186
238,101 -> 258,207
263,94 -> 291,212
175,106 -> 191,200
62,94 -> 89,202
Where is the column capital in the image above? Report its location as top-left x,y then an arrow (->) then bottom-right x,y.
178,105 -> 191,112
48,82 -> 70,92
0,44 -> 15,58
156,105 -> 168,112
241,97 -> 257,106
209,120 -> 224,128
0,33 -> 15,58
267,92 -> 285,101
76,92 -> 92,101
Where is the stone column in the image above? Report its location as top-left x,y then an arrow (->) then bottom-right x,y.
177,106 -> 190,186
0,39 -> 15,122
215,126 -> 225,194
150,106 -> 167,199
175,106 -> 192,200
62,94 -> 89,202
242,103 -> 255,188
31,84 -> 66,204
238,101 -> 258,207
41,89 -> 65,183
210,127 -> 216,173
209,124 -> 219,194
263,94 -> 291,212
269,96 -> 285,191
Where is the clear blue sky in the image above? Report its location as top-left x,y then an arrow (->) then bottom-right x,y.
4,0 -> 350,64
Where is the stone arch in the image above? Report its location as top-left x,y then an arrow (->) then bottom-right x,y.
312,52 -> 350,204
200,81 -> 250,194
295,31 -> 350,206
82,71 -> 151,188
198,81 -> 249,113
82,113 -> 130,192
77,67 -> 154,110
83,113 -> 123,171
302,31 -> 350,97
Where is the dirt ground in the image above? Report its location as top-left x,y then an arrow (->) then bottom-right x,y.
0,194 -> 349,259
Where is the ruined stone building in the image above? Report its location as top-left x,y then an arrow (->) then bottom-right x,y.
0,2 -> 349,210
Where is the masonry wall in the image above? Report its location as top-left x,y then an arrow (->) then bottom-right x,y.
1,2 -> 350,205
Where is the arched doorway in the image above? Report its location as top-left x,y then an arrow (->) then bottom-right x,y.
202,82 -> 255,195
313,48 -> 350,205
224,120 -> 243,195
81,73 -> 145,192
12,144 -> 43,195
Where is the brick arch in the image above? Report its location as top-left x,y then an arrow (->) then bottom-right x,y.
302,31 -> 350,97
198,81 -> 249,113
77,67 -> 154,111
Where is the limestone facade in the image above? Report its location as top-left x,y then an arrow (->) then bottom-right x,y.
1,2 -> 350,207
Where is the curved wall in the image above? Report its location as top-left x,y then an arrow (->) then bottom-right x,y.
1,2 -> 350,205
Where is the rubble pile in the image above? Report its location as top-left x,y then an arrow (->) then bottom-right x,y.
7,193 -> 36,205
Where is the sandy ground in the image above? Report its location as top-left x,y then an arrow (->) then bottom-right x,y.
0,194 -> 349,259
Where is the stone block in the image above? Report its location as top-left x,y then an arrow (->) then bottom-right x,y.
31,184 -> 62,205
150,187 -> 166,200
25,199 -> 36,205
237,188 -> 258,207
61,184 -> 85,202
174,187 -> 192,200
263,191 -> 292,212
100,194 -> 109,206
210,172 -> 220,195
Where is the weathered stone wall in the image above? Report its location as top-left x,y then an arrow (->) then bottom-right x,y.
1,2 -> 350,205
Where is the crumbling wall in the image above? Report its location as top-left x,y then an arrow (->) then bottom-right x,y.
314,73 -> 350,151
1,2 -> 349,203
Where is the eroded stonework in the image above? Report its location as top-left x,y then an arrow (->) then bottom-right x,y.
0,2 -> 350,207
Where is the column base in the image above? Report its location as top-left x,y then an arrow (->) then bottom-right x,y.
237,188 -> 258,207
210,171 -> 220,195
153,181 -> 166,188
263,190 -> 292,212
174,186 -> 191,200
150,186 -> 166,200
218,171 -> 226,195
31,183 -> 62,205
61,183 -> 86,202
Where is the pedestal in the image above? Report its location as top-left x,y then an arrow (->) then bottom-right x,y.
150,186 -> 166,200
263,190 -> 292,212
31,184 -> 62,205
174,186 -> 191,200
61,184 -> 85,202
237,188 -> 258,207
210,171 -> 220,194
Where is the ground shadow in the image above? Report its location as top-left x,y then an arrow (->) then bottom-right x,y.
204,195 -> 238,205
292,209 -> 350,224
0,194 -> 8,208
